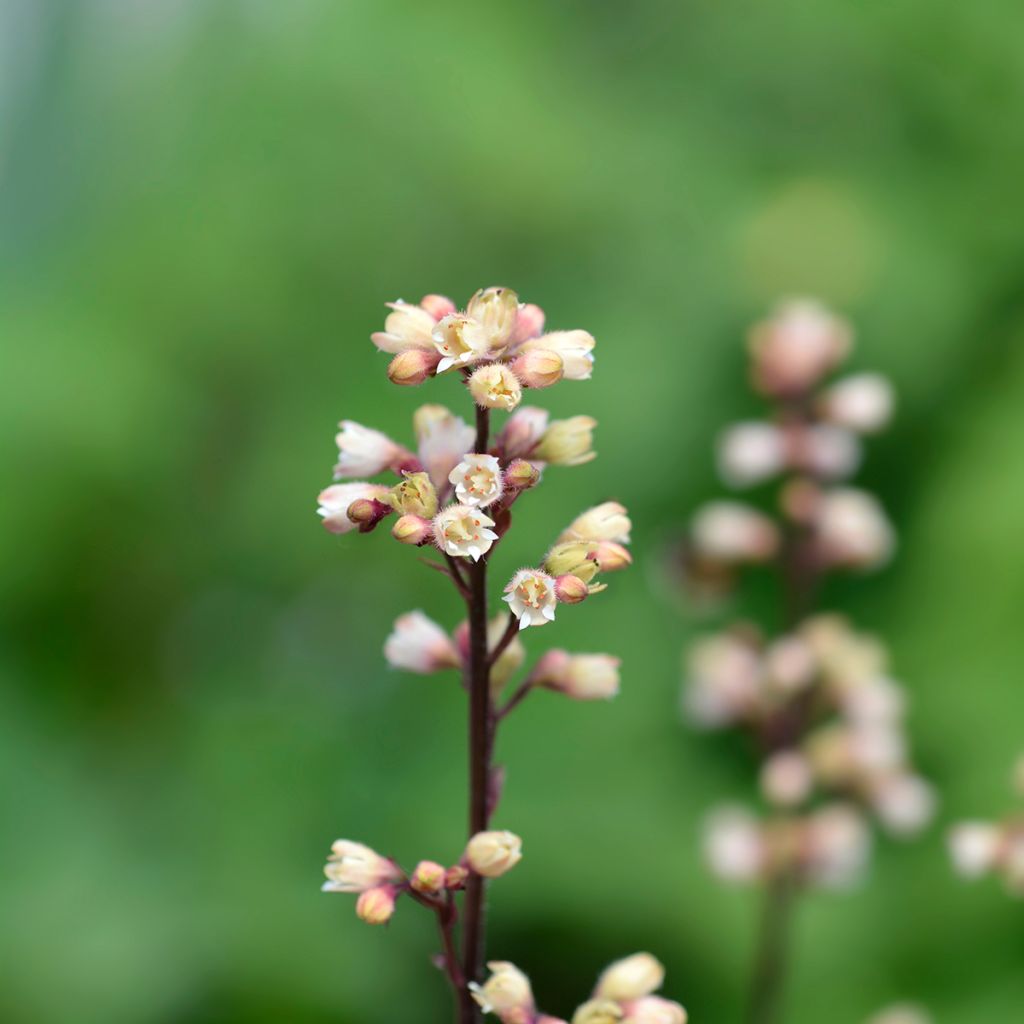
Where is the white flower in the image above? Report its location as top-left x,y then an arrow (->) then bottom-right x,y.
334,420 -> 407,478
465,830 -> 523,877
317,483 -> 391,534
371,298 -> 449,354
517,329 -> 595,380
684,633 -> 762,728
703,806 -> 764,882
322,840 -> 403,893
803,804 -> 871,888
449,453 -> 504,508
414,405 -> 475,492
432,287 -> 519,373
433,504 -> 498,561
691,501 -> 779,562
717,421 -> 786,487
384,611 -> 460,673
470,961 -> 535,1020
948,822 -> 1002,878
815,488 -> 895,569
823,372 -> 894,434
503,569 -> 558,629
871,774 -> 936,835
559,502 -> 632,545
595,953 -> 665,1002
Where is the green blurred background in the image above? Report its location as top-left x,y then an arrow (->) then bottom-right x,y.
2,1 -> 1023,1021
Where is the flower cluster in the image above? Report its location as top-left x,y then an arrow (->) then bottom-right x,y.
948,754 -> 1024,895
315,287 -> 670,1022
471,954 -> 686,1024
680,301 -> 931,892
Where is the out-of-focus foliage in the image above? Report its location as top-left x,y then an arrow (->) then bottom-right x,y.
2,2 -> 1023,1022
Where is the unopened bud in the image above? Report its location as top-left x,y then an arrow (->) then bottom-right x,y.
392,514 -> 433,545
534,415 -> 597,466
355,885 -> 397,925
573,1000 -> 624,1024
465,830 -> 522,878
623,997 -> 688,1024
595,953 -> 665,1002
387,348 -> 441,386
555,574 -> 590,604
760,750 -> 813,807
444,865 -> 469,890
591,541 -> 632,573
390,471 -> 438,518
505,458 -> 541,490
470,961 -> 535,1022
511,348 -> 564,389
347,497 -> 392,533
821,372 -> 894,434
420,293 -> 456,320
469,363 -> 523,411
534,650 -> 620,700
545,541 -> 600,580
410,860 -> 447,895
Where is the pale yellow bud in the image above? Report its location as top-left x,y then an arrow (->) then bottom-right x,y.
544,541 -> 601,580
623,997 -> 687,1024
505,459 -> 541,490
410,860 -> 447,895
595,953 -> 665,1002
465,830 -> 523,878
470,961 -> 535,1021
413,403 -> 455,441
389,471 -> 438,518
534,415 -> 597,466
555,574 -> 590,604
387,348 -> 441,386
355,885 -> 397,925
573,1000 -> 624,1024
466,286 -> 520,349
511,348 -> 564,389
469,363 -> 524,411
392,514 -> 433,545
560,502 -> 631,545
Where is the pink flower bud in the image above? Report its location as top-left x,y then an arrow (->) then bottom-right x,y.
444,864 -> 469,890
948,822 -> 1002,878
384,611 -> 460,673
323,840 -> 404,893
505,459 -> 541,490
595,953 -> 665,1001
511,348 -> 564,389
346,497 -> 393,533
317,483 -> 391,535
533,651 -> 621,702
387,348 -> 441,386
821,372 -> 894,434
622,997 -> 688,1024
760,751 -> 813,807
392,514 -> 433,545
420,293 -> 456,320
355,884 -> 398,925
410,860 -> 447,895
591,541 -> 632,573
510,302 -> 546,344
465,830 -> 523,877
469,363 -> 523,411
555,574 -> 590,604
690,501 -> 779,563
497,406 -> 550,460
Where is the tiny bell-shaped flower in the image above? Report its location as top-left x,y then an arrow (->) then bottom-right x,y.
504,458 -> 541,491
317,483 -> 391,535
389,471 -> 439,518
560,502 -> 632,545
555,573 -> 591,604
498,406 -> 550,460
510,348 -> 564,389
466,286 -> 520,350
414,404 -> 476,492
433,314 -> 493,373
595,954 -> 665,1002
470,961 -> 536,1024
503,569 -> 558,629
387,348 -> 442,386
355,884 -> 398,925
392,513 -> 433,545
410,860 -> 447,896
334,420 -> 411,478
433,504 -> 499,561
465,830 -> 523,877
371,296 -> 453,353
322,840 -> 404,893
384,611 -> 460,673
534,415 -> 597,466
450,454 -> 505,508
533,651 -> 621,701
469,363 -> 524,411
519,328 -> 595,381
822,372 -> 894,434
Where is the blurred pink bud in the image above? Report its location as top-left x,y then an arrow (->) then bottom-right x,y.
865,1004 -> 932,1024
356,884 -> 398,925
384,611 -> 460,673
510,302 -> 546,344
317,483 -> 391,535
872,774 -> 936,835
595,953 -> 665,1001
334,420 -> 411,478
747,299 -> 852,396
717,422 -> 787,488
444,864 -> 469,890
534,650 -> 621,701
572,999 -> 625,1024
420,293 -> 457,320
555,574 -> 590,605
948,822 -> 1002,878
822,372 -> 894,434
764,635 -> 817,694
797,424 -> 862,480
814,488 -> 895,569
465,830 -> 523,877
346,497 -> 393,533
387,348 -> 441,386
802,804 -> 871,889
504,459 -> 541,490
410,860 -> 447,895
761,751 -> 814,808
535,415 -> 597,466
591,541 -> 632,573
511,348 -> 564,389
323,840 -> 404,893
622,997 -> 688,1024
684,632 -> 762,728
392,513 -> 433,545
497,406 -> 550,460
703,806 -> 765,882
691,501 -> 780,562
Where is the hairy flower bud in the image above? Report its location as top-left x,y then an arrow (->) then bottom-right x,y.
410,860 -> 447,895
387,348 -> 442,386
534,415 -> 597,466
505,459 -> 541,490
389,471 -> 439,518
384,611 -> 460,673
420,293 -> 456,320
371,299 -> 442,354
560,502 -> 631,545
346,497 -> 393,533
355,884 -> 398,925
466,286 -> 520,350
555,573 -> 590,604
511,348 -> 564,389
470,961 -> 535,1023
465,830 -> 523,877
469,363 -> 524,411
520,329 -> 595,381
595,954 -> 665,1002
334,420 -> 411,478
544,541 -> 601,581
392,513 -> 433,545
